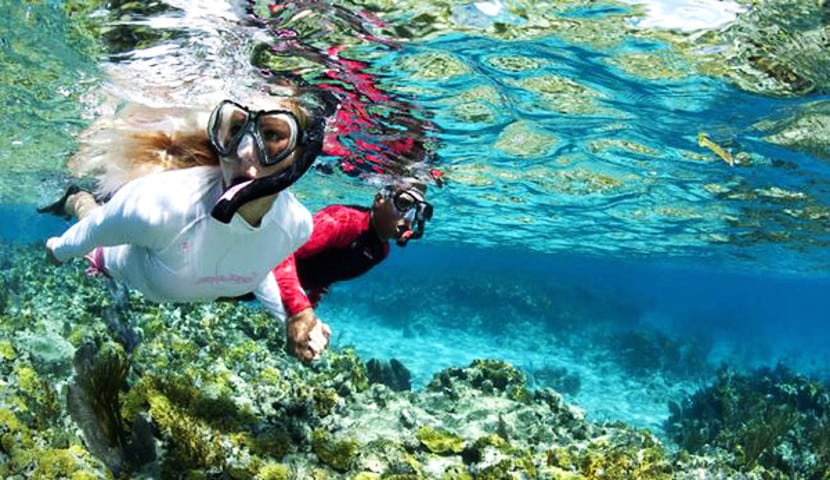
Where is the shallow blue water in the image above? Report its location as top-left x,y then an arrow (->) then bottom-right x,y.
2,0 -> 829,429
413,34 -> 830,270
324,240 -> 830,372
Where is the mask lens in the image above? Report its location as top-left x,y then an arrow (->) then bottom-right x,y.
211,102 -> 250,152
257,113 -> 299,166
394,191 -> 417,213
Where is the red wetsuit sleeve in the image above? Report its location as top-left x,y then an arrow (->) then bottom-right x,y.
274,205 -> 371,317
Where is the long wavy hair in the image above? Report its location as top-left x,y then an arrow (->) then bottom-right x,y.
70,89 -> 323,199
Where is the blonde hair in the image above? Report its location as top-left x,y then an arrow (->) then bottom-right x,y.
70,93 -> 318,199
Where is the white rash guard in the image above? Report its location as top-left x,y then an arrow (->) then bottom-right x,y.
48,166 -> 312,322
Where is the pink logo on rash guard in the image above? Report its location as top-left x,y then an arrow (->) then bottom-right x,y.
195,272 -> 258,285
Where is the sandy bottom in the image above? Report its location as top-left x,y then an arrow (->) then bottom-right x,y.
326,305 -> 696,436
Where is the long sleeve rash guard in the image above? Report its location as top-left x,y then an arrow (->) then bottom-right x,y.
274,204 -> 389,317
49,166 -> 312,321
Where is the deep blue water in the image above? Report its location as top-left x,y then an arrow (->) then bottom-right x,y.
348,240 -> 830,366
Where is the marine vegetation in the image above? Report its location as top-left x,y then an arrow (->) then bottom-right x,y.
666,364 -> 830,479
67,339 -> 155,475
366,357 -> 413,392
604,328 -> 714,380
2,242 -> 828,478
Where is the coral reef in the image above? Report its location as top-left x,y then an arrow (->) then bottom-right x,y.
1,243 -> 828,478
667,364 -> 830,479
366,358 -> 413,392
603,328 -> 714,380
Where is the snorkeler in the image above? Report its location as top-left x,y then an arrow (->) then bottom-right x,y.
272,181 -> 433,327
39,89 -> 334,363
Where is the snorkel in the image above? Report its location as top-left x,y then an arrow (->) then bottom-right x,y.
396,200 -> 432,246
210,105 -> 326,224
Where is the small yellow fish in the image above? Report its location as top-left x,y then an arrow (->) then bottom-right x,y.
698,132 -> 734,166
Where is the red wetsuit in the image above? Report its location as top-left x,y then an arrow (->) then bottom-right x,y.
274,204 -> 389,317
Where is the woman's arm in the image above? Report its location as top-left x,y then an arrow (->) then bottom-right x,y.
47,179 -> 176,262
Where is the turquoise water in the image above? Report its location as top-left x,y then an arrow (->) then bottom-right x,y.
2,0 -> 829,452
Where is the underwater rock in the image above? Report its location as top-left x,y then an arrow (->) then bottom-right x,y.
15,329 -> 74,377
426,359 -> 531,402
365,358 -> 412,392
603,328 -> 714,380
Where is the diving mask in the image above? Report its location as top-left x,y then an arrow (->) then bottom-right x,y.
208,98 -> 327,224
381,186 -> 433,246
208,100 -> 305,167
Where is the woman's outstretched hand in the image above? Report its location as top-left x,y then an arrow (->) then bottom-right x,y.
45,237 -> 62,266
285,308 -> 331,363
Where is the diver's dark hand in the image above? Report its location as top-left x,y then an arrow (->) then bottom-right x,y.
285,308 -> 331,363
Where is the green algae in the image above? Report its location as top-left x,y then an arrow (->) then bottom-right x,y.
30,445 -> 111,480
149,389 -> 228,473
0,340 -> 13,362
416,425 -> 465,454
461,434 -> 538,478
248,425 -> 292,460
441,464 -> 473,480
0,406 -> 109,479
256,462 -> 292,480
312,386 -> 341,418
352,472 -> 381,480
446,359 -> 533,403
329,347 -> 372,394
311,429 -> 359,472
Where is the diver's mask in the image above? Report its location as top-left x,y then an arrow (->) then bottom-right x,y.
381,186 -> 433,247
208,99 -> 304,167
208,99 -> 326,223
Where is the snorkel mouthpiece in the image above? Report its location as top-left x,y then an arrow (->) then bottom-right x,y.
210,105 -> 327,224
395,201 -> 431,247
211,175 -> 292,223
397,229 -> 414,247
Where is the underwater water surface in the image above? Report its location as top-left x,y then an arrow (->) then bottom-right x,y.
2,0 -> 830,477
